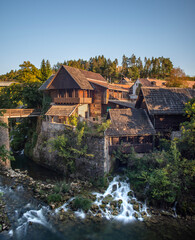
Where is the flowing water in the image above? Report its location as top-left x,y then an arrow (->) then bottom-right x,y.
11,153 -> 64,181
0,173 -> 195,240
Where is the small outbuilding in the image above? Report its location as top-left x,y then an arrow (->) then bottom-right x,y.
105,108 -> 156,154
135,87 -> 195,134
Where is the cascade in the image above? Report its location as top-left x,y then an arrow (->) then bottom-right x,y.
56,176 -> 150,222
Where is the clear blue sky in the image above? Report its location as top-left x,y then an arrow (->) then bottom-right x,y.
0,0 -> 195,76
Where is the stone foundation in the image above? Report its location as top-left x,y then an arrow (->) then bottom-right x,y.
0,117 -> 10,168
32,121 -> 112,180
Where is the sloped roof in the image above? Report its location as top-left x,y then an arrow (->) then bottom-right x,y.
141,87 -> 195,115
88,79 -> 130,92
39,75 -> 55,91
105,108 -> 155,136
108,100 -> 135,108
186,81 -> 195,88
62,66 -> 93,90
139,78 -> 153,87
79,69 -> 106,82
45,104 -> 78,116
147,79 -> 167,87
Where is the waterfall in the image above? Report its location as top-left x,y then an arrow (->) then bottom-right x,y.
55,176 -> 150,222
91,176 -> 150,222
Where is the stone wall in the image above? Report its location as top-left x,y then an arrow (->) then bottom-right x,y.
0,117 -> 10,168
32,121 -> 112,180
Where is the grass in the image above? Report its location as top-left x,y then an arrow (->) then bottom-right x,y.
72,196 -> 92,212
47,193 -> 62,203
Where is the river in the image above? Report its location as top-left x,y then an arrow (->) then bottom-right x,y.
0,154 -> 194,240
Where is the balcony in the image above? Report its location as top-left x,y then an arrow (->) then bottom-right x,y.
54,97 -> 92,104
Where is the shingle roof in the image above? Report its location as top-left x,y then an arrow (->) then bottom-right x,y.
63,66 -> 93,90
139,78 -> 153,87
108,100 -> 135,108
79,69 -> 106,82
39,75 -> 55,91
141,87 -> 195,115
88,79 -> 130,92
186,81 -> 195,88
105,108 -> 156,136
45,104 -> 78,117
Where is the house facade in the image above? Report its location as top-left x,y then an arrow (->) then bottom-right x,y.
39,65 -> 131,122
105,108 -> 156,154
135,87 -> 195,136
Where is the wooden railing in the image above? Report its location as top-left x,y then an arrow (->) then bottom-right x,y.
54,97 -> 92,104
0,109 -> 41,118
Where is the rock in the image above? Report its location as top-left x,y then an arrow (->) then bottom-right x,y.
112,210 -> 119,216
59,214 -> 64,221
112,184 -> 117,192
161,211 -> 173,217
91,204 -> 99,211
96,213 -> 102,218
133,212 -> 139,219
130,199 -> 137,205
133,204 -> 139,212
102,195 -> 113,204
110,200 -> 118,208
69,214 -> 75,220
50,204 -> 56,209
118,199 -> 123,207
141,211 -> 147,217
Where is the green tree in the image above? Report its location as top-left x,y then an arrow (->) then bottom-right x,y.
16,61 -> 41,83
178,98 -> 195,159
40,59 -> 47,82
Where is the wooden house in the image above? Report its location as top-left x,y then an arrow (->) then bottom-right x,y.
105,108 -> 156,154
129,78 -> 166,101
135,87 -> 195,135
39,65 -> 130,122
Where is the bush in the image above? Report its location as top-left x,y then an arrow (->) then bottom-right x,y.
47,193 -> 62,203
53,181 -> 70,194
91,176 -> 108,188
72,196 -> 92,212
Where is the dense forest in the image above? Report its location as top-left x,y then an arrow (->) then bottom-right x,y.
0,55 -> 195,84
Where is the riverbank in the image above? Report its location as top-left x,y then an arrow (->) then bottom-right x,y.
0,167 -> 195,226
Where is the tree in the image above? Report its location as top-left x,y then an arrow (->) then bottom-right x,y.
166,67 -> 187,87
16,61 -> 41,83
178,98 -> 195,159
46,60 -> 52,78
40,59 -> 47,82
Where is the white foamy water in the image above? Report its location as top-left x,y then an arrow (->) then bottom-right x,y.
92,176 -> 150,223
55,176 -> 150,223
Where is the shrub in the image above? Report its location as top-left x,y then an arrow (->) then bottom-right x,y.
72,196 -> 92,212
53,180 -> 70,194
47,193 -> 62,203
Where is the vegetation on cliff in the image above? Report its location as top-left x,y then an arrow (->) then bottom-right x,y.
0,110 -> 14,163
113,99 -> 195,215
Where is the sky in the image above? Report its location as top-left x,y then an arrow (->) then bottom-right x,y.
0,0 -> 195,76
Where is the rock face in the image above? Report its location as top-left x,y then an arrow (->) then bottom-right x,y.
32,121 -> 111,180
0,117 -> 10,168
